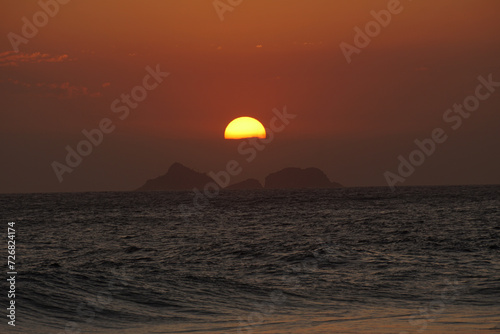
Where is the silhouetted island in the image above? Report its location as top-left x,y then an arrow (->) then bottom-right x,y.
136,162 -> 213,191
265,167 -> 342,189
226,178 -> 263,190
136,163 -> 342,191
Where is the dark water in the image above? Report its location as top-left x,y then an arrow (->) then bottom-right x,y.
1,186 -> 499,333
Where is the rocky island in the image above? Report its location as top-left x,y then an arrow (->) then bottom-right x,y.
265,167 -> 342,189
136,163 -> 342,191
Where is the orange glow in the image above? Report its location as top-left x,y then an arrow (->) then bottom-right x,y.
224,117 -> 266,139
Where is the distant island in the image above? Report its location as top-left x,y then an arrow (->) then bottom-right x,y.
136,163 -> 213,191
136,163 -> 342,191
265,167 -> 342,189
226,178 -> 263,190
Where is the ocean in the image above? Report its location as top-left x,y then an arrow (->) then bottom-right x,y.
1,185 -> 499,333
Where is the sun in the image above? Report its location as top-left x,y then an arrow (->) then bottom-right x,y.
224,117 -> 266,139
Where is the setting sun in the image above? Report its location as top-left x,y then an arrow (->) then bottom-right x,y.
224,117 -> 266,139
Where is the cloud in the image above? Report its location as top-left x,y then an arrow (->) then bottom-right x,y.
0,51 -> 72,67
6,78 -> 102,99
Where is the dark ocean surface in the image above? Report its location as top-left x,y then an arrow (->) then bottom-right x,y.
1,185 -> 499,333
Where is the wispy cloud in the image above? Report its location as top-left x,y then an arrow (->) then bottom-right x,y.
0,51 -> 72,67
6,78 -> 102,99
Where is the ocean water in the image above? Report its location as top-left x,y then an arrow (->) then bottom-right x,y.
1,186 -> 499,333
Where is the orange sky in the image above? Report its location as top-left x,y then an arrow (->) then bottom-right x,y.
1,0 -> 499,193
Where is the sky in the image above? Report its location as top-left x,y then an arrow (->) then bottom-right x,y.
0,0 -> 499,193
